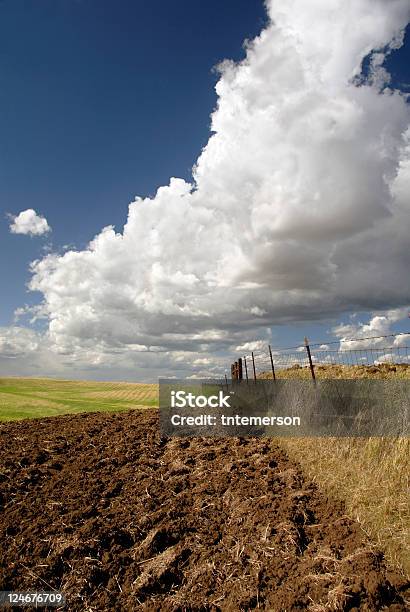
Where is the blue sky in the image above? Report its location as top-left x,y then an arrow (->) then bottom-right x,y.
0,0 -> 409,380
0,0 -> 266,323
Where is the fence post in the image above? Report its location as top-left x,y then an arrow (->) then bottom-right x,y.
238,357 -> 243,381
225,373 -> 228,391
244,356 -> 249,384
268,345 -> 276,381
231,363 -> 235,381
304,337 -> 316,382
251,351 -> 257,384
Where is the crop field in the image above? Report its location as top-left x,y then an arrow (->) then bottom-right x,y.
0,377 -> 158,421
1,364 -> 408,423
1,410 -> 409,611
0,368 -> 408,610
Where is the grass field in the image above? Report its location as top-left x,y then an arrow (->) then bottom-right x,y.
280,435 -> 410,576
259,362 -> 410,379
262,364 -> 410,576
0,377 -> 158,421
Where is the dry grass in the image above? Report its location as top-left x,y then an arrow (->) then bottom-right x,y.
281,436 -> 409,576
262,364 -> 409,576
259,362 -> 410,380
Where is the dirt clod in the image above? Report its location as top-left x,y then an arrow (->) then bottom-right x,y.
0,410 -> 408,611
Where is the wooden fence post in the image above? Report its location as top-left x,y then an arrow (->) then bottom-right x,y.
268,345 -> 276,381
238,357 -> 243,381
225,373 -> 228,391
304,337 -> 316,382
244,356 -> 249,384
251,351 -> 257,384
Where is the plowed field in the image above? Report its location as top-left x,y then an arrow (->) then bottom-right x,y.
0,410 -> 408,611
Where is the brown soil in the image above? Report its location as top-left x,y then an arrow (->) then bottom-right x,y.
0,410 -> 408,611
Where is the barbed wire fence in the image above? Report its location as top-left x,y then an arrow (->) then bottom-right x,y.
229,332 -> 410,383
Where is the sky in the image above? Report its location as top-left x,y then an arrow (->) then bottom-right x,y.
0,0 -> 410,381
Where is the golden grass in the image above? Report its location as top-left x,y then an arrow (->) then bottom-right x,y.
261,364 -> 409,576
86,385 -> 156,401
280,436 -> 409,576
259,362 -> 410,380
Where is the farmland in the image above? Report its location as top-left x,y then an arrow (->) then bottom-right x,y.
0,369 -> 409,610
1,364 -> 408,423
1,410 -> 409,611
259,362 -> 410,379
259,364 -> 410,576
0,377 -> 158,421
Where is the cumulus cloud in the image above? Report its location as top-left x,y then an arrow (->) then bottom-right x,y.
235,340 -> 269,354
12,0 -> 410,375
9,209 -> 50,236
332,307 -> 410,349
0,326 -> 40,358
0,325 -> 231,381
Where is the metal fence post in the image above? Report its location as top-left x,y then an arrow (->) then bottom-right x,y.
304,337 -> 316,382
268,345 -> 276,381
251,351 -> 257,384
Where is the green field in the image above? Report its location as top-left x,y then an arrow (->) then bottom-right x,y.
0,377 -> 158,421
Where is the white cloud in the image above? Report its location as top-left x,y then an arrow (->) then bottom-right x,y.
6,0 -> 410,377
193,357 -> 212,366
250,306 -> 267,317
332,307 -> 410,349
0,326 -> 230,381
9,209 -> 50,236
0,326 -> 40,358
235,340 -> 268,354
